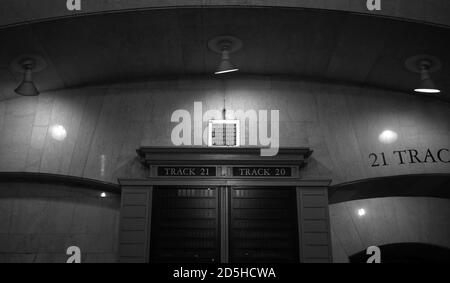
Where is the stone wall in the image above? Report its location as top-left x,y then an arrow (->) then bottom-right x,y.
0,76 -> 448,185
330,197 -> 450,262
0,178 -> 120,263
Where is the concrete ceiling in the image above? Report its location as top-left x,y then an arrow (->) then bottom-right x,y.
0,8 -> 449,101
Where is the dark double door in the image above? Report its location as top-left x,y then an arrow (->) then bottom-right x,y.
150,187 -> 299,263
150,188 -> 219,263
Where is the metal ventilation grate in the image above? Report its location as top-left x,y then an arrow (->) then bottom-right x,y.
208,120 -> 240,147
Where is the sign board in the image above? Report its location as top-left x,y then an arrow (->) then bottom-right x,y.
232,167 -> 292,177
157,166 -> 217,177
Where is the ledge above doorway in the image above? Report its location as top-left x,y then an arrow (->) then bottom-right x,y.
136,146 -> 313,166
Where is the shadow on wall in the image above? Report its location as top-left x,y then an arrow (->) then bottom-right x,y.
0,173 -> 120,263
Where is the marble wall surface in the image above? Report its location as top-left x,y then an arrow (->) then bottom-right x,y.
2,181 -> 446,263
0,76 -> 448,185
0,76 -> 448,263
330,197 -> 450,263
0,180 -> 120,263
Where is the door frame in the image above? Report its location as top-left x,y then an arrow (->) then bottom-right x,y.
119,178 -> 331,263
118,147 -> 332,263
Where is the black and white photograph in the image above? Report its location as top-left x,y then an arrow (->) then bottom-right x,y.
0,0 -> 449,272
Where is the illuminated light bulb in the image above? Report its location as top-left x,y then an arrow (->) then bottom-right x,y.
100,192 -> 107,198
414,88 -> 441,94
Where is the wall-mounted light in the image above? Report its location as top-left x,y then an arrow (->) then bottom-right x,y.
100,192 -> 107,198
11,54 -> 46,96
50,124 -> 67,141
378,129 -> 398,144
208,36 -> 242,75
405,55 -> 442,95
357,208 -> 366,217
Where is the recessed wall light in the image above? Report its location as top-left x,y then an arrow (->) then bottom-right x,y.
357,208 -> 366,217
50,124 -> 67,141
378,130 -> 398,144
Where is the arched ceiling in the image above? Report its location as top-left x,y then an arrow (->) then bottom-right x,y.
1,0 -> 450,28
0,7 -> 449,101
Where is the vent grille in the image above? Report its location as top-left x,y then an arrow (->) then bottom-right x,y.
208,120 -> 240,147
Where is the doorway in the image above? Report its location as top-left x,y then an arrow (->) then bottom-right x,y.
150,187 -> 220,263
118,147 -> 331,263
229,187 -> 299,263
149,186 -> 299,263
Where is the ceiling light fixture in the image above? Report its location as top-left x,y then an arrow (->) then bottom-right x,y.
208,36 -> 242,75
414,61 -> 440,94
405,55 -> 442,95
15,59 -> 39,96
11,54 -> 46,96
215,49 -> 239,75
